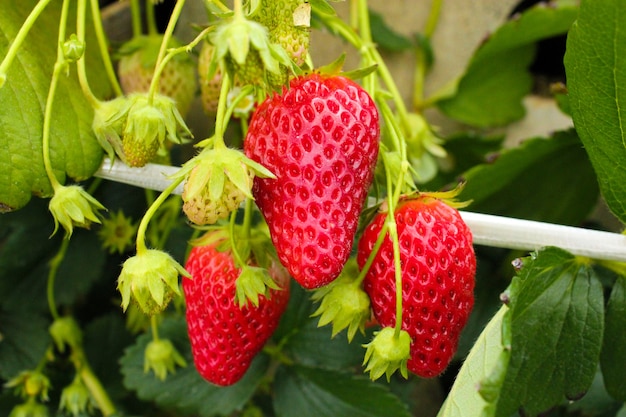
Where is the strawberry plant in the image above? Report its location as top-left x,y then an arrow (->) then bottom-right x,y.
2,0 -> 626,416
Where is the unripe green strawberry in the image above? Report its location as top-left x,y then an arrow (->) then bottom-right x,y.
198,41 -> 223,114
177,146 -> 275,226
256,0 -> 310,66
120,93 -> 191,167
182,163 -> 254,225
244,72 -> 380,289
357,194 -> 476,378
117,35 -> 197,116
183,235 -> 290,386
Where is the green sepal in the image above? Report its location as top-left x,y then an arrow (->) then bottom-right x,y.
59,376 -> 93,416
311,260 -> 371,341
48,185 -> 106,238
49,316 -> 83,353
8,398 -> 48,417
175,145 -> 275,203
5,370 -> 51,401
143,338 -> 187,381
317,53 -> 346,75
362,327 -> 411,381
235,265 -> 280,308
117,249 -> 189,315
341,64 -> 378,81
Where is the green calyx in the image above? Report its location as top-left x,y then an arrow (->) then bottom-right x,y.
362,327 -> 411,381
404,112 -> 446,184
5,370 -> 51,401
92,96 -> 132,162
8,398 -> 48,417
177,146 -> 274,225
235,265 -> 281,308
117,249 -> 189,315
122,93 -> 192,167
311,262 -> 371,342
49,316 -> 83,353
143,338 -> 187,381
207,7 -> 294,89
48,185 -> 106,238
91,93 -> 191,167
59,376 -> 92,416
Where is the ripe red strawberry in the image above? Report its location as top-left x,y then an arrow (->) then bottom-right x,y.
183,239 -> 290,386
356,195 -> 476,378
244,73 -> 380,289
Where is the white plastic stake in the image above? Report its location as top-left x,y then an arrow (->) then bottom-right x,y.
95,158 -> 626,262
96,157 -> 183,195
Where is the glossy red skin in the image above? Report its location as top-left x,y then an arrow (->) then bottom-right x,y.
244,73 -> 380,289
357,197 -> 476,378
183,243 -> 290,386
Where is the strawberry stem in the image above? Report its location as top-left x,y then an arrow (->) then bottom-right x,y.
150,315 -> 160,341
228,209 -> 246,268
41,0 -> 72,192
76,0 -> 101,107
70,345 -> 117,416
130,0 -> 143,38
413,0 -> 442,110
46,238 -> 71,321
135,175 -> 186,254
89,0 -> 123,97
146,0 -> 159,36
423,0 -> 443,37
148,0 -> 187,103
0,0 -> 55,88
149,26 -> 211,105
212,68 -> 233,148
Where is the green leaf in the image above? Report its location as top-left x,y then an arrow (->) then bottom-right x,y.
490,248 -> 604,417
459,130 -> 599,226
0,0 -> 112,212
437,306 -> 508,417
0,310 -> 50,380
369,10 -> 413,52
120,317 -> 268,417
601,276 -> 626,401
0,198 -> 60,304
437,2 -> 578,127
564,0 -> 626,223
437,45 -> 535,127
274,365 -> 411,417
54,228 -> 106,306
0,226 -> 105,314
424,132 -> 504,191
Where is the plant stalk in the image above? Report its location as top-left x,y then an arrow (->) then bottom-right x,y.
0,0 -> 55,87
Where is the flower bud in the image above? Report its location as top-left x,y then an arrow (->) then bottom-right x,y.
62,34 -> 85,62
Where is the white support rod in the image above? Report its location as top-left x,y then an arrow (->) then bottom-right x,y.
460,211 -> 626,262
96,157 -> 184,195
95,158 -> 626,262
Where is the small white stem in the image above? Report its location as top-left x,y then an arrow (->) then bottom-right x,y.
94,158 -> 626,262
